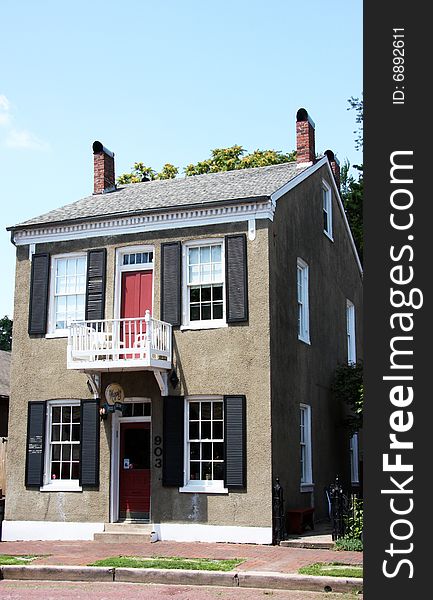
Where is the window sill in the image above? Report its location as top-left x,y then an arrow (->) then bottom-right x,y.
45,332 -> 68,339
300,483 -> 315,493
180,322 -> 228,332
298,335 -> 311,346
40,482 -> 82,492
324,230 -> 334,242
179,483 -> 228,494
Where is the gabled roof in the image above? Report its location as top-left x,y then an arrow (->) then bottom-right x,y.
11,161 -> 308,229
0,350 -> 11,398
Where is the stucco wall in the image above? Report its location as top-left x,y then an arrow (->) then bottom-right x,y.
6,220 -> 273,529
269,164 -> 363,520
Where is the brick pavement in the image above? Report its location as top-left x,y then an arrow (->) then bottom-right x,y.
0,539 -> 362,573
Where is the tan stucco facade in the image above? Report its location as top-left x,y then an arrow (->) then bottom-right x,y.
6,221 -> 273,530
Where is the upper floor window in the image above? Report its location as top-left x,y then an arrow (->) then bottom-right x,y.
346,300 -> 356,363
300,404 -> 313,488
48,254 -> 86,335
297,258 -> 310,344
182,240 -> 225,329
322,180 -> 333,239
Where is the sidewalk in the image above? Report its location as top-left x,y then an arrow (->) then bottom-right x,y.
0,538 -> 362,573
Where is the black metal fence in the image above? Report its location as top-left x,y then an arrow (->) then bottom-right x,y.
327,476 -> 363,541
272,477 -> 285,544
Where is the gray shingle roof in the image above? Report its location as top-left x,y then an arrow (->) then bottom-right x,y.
12,161 -> 309,229
0,350 -> 11,398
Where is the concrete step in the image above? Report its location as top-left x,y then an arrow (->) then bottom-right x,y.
103,522 -> 153,534
94,522 -> 155,542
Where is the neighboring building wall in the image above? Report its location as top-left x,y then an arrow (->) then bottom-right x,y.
6,220 -> 273,534
269,164 -> 363,520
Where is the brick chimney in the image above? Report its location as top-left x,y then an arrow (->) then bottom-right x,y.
296,108 -> 316,165
92,141 -> 116,194
325,149 -> 340,190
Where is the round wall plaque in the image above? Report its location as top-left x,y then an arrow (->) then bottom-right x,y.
105,383 -> 125,405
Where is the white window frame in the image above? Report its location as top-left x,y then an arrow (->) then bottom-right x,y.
181,238 -> 227,331
297,258 -> 310,344
46,252 -> 87,338
322,179 -> 333,240
346,300 -> 356,364
180,395 -> 228,494
41,399 -> 82,492
113,245 -> 155,320
300,403 -> 313,492
350,433 -> 359,485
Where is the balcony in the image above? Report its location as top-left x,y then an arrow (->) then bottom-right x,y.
67,310 -> 172,373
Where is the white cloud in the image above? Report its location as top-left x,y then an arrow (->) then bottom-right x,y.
0,94 -> 11,126
0,93 -> 49,150
5,128 -> 50,151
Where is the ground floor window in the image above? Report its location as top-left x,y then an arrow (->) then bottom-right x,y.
180,396 -> 227,493
300,404 -> 313,490
42,400 -> 81,491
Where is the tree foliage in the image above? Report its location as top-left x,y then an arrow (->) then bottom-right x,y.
332,362 -> 363,434
0,315 -> 12,351
118,145 -> 296,183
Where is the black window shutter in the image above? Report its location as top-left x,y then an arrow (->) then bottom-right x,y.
225,234 -> 248,323
85,249 -> 107,321
162,395 -> 184,486
80,399 -> 100,486
25,401 -> 46,487
224,395 -> 246,490
161,242 -> 181,326
28,253 -> 50,335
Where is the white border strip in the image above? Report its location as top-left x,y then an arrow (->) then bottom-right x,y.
1,520 -> 272,544
1,521 -> 104,541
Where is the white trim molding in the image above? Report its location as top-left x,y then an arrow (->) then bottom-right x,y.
12,200 -> 274,246
1,520 -> 104,541
152,523 -> 272,544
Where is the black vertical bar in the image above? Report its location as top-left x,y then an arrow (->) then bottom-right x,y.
365,2 -> 428,596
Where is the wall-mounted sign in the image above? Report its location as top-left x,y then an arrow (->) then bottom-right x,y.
105,383 -> 125,406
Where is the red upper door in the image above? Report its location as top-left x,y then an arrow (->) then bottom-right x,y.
120,271 -> 153,351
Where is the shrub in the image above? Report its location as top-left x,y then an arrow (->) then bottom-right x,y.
335,536 -> 363,552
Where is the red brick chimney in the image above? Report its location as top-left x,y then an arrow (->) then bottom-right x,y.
92,141 -> 116,194
325,149 -> 340,190
296,108 -> 316,165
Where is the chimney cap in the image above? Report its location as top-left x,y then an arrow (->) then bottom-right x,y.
92,140 -> 114,158
296,108 -> 315,128
324,149 -> 340,166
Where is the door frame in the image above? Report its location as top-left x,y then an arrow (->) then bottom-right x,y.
110,398 -> 152,523
113,245 -> 155,321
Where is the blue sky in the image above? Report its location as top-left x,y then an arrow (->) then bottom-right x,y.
0,0 -> 362,318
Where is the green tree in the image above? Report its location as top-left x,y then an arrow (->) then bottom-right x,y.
332,362 -> 363,434
0,315 -> 12,351
118,145 -> 296,182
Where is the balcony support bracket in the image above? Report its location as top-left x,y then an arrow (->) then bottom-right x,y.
153,369 -> 168,396
86,372 -> 101,399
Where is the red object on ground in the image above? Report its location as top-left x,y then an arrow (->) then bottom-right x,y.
286,508 -> 315,535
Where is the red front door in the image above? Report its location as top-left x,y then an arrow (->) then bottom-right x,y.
119,422 -> 151,520
120,270 -> 153,353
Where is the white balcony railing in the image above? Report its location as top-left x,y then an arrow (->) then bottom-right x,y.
67,310 -> 172,371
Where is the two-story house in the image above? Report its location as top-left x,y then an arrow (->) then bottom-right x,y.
3,109 -> 362,544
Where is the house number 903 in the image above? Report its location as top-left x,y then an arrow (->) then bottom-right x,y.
154,435 -> 162,468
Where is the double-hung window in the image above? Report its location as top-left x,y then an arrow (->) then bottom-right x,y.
48,254 -> 87,335
181,397 -> 227,493
322,180 -> 333,239
183,240 -> 225,329
297,258 -> 310,343
42,400 -> 81,491
346,300 -> 356,364
300,404 -> 313,490
350,433 -> 359,485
